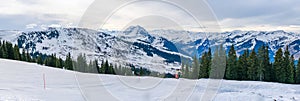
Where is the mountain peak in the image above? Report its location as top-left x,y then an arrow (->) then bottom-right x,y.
123,25 -> 149,36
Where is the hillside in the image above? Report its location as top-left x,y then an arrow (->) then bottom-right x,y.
1,26 -> 300,73
0,59 -> 299,101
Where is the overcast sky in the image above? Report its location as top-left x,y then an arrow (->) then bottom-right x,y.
0,0 -> 299,32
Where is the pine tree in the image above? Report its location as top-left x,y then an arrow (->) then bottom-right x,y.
13,45 -> 20,60
180,61 -> 186,78
257,45 -> 271,81
199,48 -> 212,79
184,62 -> 190,78
114,63 -> 119,74
44,56 -> 51,67
237,49 -> 249,80
274,48 -> 284,83
262,45 -> 272,82
257,45 -> 265,81
181,60 -> 185,77
100,59 -> 105,73
26,50 -> 31,62
287,55 -> 295,83
87,60 -> 98,73
74,53 -> 88,72
59,58 -> 64,68
118,64 -> 123,75
296,57 -> 300,84
52,54 -> 57,67
99,60 -> 115,74
248,49 -> 259,81
191,55 -> 199,79
104,60 -> 109,74
105,60 -> 115,74
270,63 -> 276,82
44,54 -> 56,67
199,52 -> 208,78
56,57 -> 63,69
210,45 -> 226,79
100,59 -> 108,74
6,42 -> 14,60
109,63 -> 116,75
37,54 -> 43,65
226,45 -> 238,80
95,60 -> 100,74
283,46 -> 295,83
88,60 -> 93,73
0,41 -> 3,58
2,41 -> 8,58
21,48 -> 26,61
65,52 -> 73,70
207,48 -> 212,71
283,46 -> 290,83
207,48 -> 212,61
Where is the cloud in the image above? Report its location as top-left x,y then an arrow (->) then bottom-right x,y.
207,0 -> 300,32
0,0 -> 93,30
0,0 -> 299,32
79,0 -> 220,32
26,24 -> 38,29
207,0 -> 299,19
101,1 -> 199,30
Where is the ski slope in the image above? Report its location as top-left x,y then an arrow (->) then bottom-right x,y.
0,59 -> 299,101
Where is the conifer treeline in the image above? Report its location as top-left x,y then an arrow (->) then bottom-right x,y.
0,41 -> 32,62
2,40 -> 300,83
0,41 -> 21,60
0,41 -> 115,75
0,41 -> 75,70
182,44 -> 300,84
0,41 -> 158,76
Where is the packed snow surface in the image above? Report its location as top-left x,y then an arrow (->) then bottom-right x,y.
0,59 -> 299,101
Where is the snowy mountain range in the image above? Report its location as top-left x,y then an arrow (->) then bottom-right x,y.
150,29 -> 300,62
0,26 -> 300,72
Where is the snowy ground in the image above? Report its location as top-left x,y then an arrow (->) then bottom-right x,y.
0,59 -> 299,101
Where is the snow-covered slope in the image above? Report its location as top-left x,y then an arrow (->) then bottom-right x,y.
0,59 -> 84,101
1,59 -> 299,101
